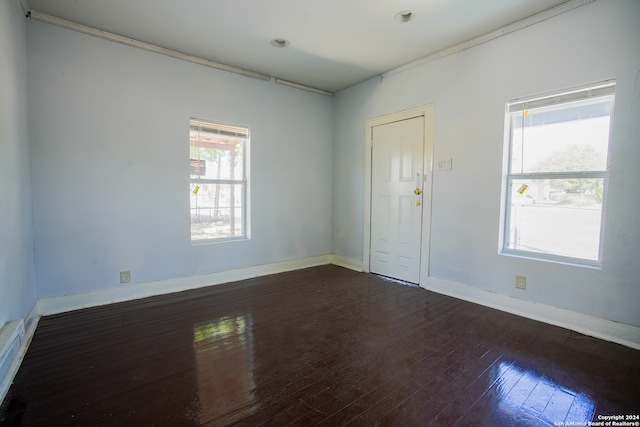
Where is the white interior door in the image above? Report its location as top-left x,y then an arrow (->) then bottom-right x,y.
370,116 -> 425,283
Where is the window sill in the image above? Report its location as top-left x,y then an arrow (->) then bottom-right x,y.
499,249 -> 602,270
191,236 -> 249,246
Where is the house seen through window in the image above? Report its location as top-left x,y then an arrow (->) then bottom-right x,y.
502,81 -> 615,266
190,118 -> 249,242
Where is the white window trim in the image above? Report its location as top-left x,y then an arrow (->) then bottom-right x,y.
189,118 -> 250,244
499,81 -> 615,268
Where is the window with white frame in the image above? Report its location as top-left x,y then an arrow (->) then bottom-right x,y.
502,81 -> 615,266
189,118 -> 249,242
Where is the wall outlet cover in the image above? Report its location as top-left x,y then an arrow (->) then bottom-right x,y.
120,270 -> 131,284
437,158 -> 452,171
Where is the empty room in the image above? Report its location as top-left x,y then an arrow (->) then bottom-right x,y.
1,0 -> 639,425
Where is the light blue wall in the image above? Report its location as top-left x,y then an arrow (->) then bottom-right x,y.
0,0 -> 37,325
333,0 -> 640,327
27,20 -> 334,298
12,0 -> 640,333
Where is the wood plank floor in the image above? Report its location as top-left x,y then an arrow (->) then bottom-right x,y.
1,265 -> 639,426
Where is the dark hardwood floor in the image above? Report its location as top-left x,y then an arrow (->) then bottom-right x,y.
1,265 -> 639,426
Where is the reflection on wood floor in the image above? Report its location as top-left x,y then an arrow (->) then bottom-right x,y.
1,265 -> 639,426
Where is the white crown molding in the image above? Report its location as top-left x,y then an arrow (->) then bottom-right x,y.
382,0 -> 597,79
24,1 -> 596,95
26,10 -> 335,96
19,0 -> 29,16
28,10 -> 271,82
275,79 -> 333,97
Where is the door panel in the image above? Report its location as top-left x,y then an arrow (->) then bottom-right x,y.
370,116 -> 424,283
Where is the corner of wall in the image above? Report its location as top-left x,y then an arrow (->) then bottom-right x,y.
330,254 -> 363,272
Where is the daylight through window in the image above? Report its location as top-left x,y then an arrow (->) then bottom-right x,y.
502,81 -> 615,266
190,119 -> 249,242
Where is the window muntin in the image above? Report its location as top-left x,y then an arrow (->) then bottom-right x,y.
502,82 -> 615,266
190,119 -> 249,242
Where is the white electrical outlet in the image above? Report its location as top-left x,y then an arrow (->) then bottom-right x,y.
515,275 -> 526,290
120,270 -> 131,284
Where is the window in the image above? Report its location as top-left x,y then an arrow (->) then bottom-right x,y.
502,81 -> 615,266
189,118 -> 249,242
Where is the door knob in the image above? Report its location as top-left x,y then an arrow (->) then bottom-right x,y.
414,188 -> 422,195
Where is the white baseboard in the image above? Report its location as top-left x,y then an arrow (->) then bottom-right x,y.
7,254 -> 637,408
0,302 -> 40,405
38,255 -> 332,316
330,254 -> 363,272
0,320 -> 24,403
422,277 -> 640,350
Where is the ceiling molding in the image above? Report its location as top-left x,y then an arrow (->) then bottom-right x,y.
382,0 -> 597,79
28,10 -> 273,83
275,79 -> 333,97
27,10 -> 336,96
19,0 -> 30,16
23,1 -> 590,96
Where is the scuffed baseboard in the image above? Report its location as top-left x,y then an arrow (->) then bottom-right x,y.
422,276 -> 640,350
38,255 -> 333,316
0,303 -> 40,404
5,253 -> 637,409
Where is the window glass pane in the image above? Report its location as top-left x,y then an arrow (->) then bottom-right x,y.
190,130 -> 244,180
510,96 -> 612,174
189,118 -> 248,243
506,178 -> 604,261
503,83 -> 614,264
190,183 -> 244,241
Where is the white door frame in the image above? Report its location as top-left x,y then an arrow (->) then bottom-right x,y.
363,105 -> 434,283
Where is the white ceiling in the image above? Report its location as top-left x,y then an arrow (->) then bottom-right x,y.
25,0 -> 572,93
